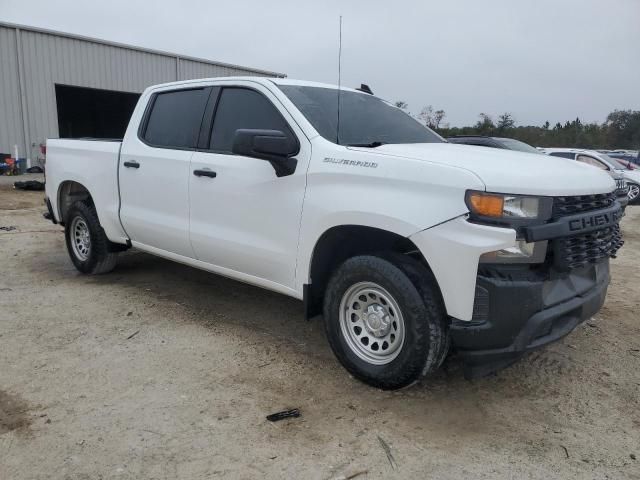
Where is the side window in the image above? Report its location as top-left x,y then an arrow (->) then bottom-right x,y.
210,88 -> 292,152
142,88 -> 210,149
550,152 -> 576,160
576,154 -> 609,170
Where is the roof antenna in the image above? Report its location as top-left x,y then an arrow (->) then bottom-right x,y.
336,15 -> 342,145
356,84 -> 373,95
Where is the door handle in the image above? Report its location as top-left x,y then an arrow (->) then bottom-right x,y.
123,161 -> 140,169
193,169 -> 217,178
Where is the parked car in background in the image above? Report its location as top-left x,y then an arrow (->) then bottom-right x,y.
448,136 -> 544,155
541,149 -> 633,206
607,156 -> 640,204
607,152 -> 640,167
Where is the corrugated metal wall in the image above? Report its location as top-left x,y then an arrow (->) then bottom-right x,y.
0,23 -> 283,159
178,58 -> 261,81
0,27 -> 25,157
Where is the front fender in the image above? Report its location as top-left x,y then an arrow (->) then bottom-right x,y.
410,216 -> 516,321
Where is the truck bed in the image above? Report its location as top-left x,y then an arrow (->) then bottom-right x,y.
45,138 -> 128,244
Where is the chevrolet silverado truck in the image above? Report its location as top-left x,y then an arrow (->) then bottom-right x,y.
45,77 -> 624,389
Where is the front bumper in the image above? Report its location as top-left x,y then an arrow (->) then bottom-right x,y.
451,260 -> 610,378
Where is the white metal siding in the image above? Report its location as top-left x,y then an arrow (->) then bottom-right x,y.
19,29 -> 178,159
0,23 -> 283,158
178,59 -> 259,80
0,27 -> 24,156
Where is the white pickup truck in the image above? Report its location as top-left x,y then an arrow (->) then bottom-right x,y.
45,77 -> 624,389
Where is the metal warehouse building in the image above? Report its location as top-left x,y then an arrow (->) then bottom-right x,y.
0,22 -> 284,164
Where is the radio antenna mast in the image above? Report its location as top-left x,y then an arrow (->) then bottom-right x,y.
336,15 -> 342,145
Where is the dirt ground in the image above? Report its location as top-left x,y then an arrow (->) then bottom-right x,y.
1,175 -> 638,480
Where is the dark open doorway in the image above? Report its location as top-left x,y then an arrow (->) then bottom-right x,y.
55,84 -> 140,139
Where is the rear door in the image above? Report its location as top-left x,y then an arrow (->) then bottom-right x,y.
119,86 -> 211,257
188,82 -> 310,289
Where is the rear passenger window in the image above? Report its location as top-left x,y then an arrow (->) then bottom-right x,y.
210,88 -> 291,152
142,88 -> 209,148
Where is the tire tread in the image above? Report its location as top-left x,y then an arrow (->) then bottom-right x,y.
323,254 -> 448,390
65,201 -> 118,275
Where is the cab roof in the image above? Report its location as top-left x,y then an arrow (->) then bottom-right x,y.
148,76 -> 368,95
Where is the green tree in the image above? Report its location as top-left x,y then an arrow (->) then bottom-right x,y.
436,109 -> 640,149
474,113 -> 495,135
497,113 -> 515,131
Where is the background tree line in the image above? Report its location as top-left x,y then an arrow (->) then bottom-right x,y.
394,101 -> 640,149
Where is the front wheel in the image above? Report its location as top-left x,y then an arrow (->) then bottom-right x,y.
64,201 -> 118,274
323,254 -> 449,390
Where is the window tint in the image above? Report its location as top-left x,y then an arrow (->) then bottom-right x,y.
143,88 -> 209,148
550,152 -> 576,160
452,140 -> 492,147
576,154 -> 609,170
494,138 -> 543,154
278,85 -> 442,146
210,88 -> 291,152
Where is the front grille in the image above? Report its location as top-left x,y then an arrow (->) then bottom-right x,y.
550,192 -> 623,270
553,223 -> 624,270
552,192 -> 616,218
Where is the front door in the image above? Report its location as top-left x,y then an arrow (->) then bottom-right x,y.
119,86 -> 211,257
189,84 -> 309,289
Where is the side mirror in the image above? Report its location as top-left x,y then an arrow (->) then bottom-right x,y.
231,129 -> 299,177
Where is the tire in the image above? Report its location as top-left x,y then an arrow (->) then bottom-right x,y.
323,254 -> 449,390
628,183 -> 640,205
64,201 -> 118,274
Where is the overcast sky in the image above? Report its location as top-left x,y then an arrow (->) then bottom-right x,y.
2,0 -> 639,126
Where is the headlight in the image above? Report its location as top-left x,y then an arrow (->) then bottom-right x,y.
466,191 -> 551,264
465,191 -> 553,220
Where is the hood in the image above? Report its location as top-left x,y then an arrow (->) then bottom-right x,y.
358,143 -> 615,196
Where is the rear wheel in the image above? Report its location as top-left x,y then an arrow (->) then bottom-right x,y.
64,201 -> 118,274
323,254 -> 448,390
628,183 -> 640,205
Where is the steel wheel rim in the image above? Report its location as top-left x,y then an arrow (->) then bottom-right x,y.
70,216 -> 91,261
628,184 -> 639,201
339,282 -> 405,365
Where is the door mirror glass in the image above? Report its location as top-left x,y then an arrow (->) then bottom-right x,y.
232,129 -> 299,176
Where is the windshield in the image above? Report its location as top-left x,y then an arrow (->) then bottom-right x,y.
278,85 -> 443,146
494,137 -> 543,155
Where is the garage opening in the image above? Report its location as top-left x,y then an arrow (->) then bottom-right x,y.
55,84 -> 140,139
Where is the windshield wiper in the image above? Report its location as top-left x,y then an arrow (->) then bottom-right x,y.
346,141 -> 387,148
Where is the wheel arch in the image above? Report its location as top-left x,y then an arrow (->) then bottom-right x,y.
304,224 -> 435,319
57,180 -> 93,225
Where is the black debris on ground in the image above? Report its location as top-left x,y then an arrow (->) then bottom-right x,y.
266,408 -> 301,422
